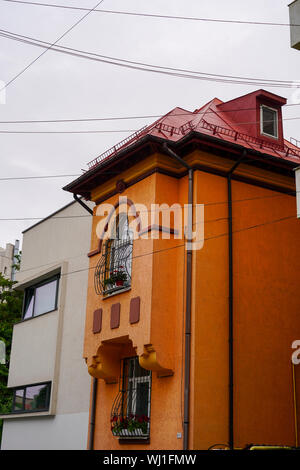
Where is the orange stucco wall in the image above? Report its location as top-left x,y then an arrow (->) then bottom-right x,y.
83,149 -> 300,450
191,170 -> 300,449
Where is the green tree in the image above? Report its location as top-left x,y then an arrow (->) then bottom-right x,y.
0,266 -> 23,444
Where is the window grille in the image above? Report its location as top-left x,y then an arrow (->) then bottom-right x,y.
111,357 -> 151,439
94,213 -> 133,295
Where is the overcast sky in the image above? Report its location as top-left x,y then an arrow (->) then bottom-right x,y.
0,0 -> 299,249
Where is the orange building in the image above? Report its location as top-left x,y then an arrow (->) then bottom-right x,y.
64,89 -> 300,450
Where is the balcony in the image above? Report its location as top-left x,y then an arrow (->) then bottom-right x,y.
94,237 -> 133,296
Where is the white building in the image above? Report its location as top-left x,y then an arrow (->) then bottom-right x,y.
0,199 -> 94,449
0,242 -> 17,280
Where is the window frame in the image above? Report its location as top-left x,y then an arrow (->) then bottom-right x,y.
22,274 -> 60,320
260,104 -> 278,140
11,381 -> 52,414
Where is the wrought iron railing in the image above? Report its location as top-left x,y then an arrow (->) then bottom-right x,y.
111,357 -> 151,439
94,238 -> 133,295
86,117 -> 300,174
87,126 -> 149,169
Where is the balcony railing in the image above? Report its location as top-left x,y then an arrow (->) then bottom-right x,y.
94,238 -> 133,296
111,357 -> 151,439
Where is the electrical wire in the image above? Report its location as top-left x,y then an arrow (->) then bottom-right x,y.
0,129 -> 138,134
0,28 -> 299,88
1,0 -> 299,27
0,0 -> 105,92
0,174 -> 80,180
0,191 -> 296,221
6,213 -> 297,279
38,213 -> 298,280
0,104 -> 299,125
0,115 -> 299,133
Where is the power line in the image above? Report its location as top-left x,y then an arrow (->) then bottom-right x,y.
0,104 -> 299,125
0,174 -> 80,180
0,129 -> 138,134
1,0 -> 299,27
0,0 -> 105,92
0,28 -> 299,88
31,213 -> 297,280
5,214 -> 296,279
0,115 -> 299,133
0,192 -> 295,221
1,27 -> 297,86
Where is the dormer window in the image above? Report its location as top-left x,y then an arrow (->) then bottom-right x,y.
260,105 -> 278,139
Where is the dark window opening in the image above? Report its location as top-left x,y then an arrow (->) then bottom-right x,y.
111,357 -> 151,439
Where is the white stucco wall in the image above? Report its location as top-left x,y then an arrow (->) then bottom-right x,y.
8,310 -> 58,388
1,199 -> 94,449
2,412 -> 89,450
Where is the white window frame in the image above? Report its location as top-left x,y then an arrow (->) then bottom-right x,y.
260,104 -> 278,139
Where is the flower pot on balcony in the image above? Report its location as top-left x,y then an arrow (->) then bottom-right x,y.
116,280 -> 124,287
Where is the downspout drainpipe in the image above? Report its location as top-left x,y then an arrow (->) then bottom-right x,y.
163,143 -> 193,451
73,193 -> 94,216
227,150 -> 246,450
73,193 -> 96,450
88,377 -> 98,450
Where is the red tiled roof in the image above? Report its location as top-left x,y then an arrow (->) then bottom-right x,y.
87,97 -> 300,171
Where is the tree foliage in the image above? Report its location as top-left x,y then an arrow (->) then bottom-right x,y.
0,266 -> 23,444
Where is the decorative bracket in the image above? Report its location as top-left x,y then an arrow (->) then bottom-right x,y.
139,345 -> 174,378
87,349 -> 119,384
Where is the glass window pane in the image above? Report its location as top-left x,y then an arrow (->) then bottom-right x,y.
23,288 -> 34,319
262,107 -> 277,137
13,389 -> 24,411
34,280 -> 57,317
136,382 -> 150,417
25,384 -> 49,411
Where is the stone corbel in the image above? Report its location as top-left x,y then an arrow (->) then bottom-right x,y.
139,345 -> 174,378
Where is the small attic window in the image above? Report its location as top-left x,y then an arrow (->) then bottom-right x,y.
260,105 -> 278,139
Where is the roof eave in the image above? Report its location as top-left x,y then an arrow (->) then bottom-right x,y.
63,131 -> 298,198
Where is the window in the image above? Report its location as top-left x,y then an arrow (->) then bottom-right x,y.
23,275 -> 59,320
12,382 -> 51,413
111,357 -> 151,439
95,213 -> 133,295
260,105 -> 278,139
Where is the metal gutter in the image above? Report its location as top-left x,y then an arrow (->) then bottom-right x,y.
63,131 -> 298,197
73,193 -> 94,215
88,377 -> 98,450
227,150 -> 247,450
72,193 -> 97,450
163,143 -> 193,451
